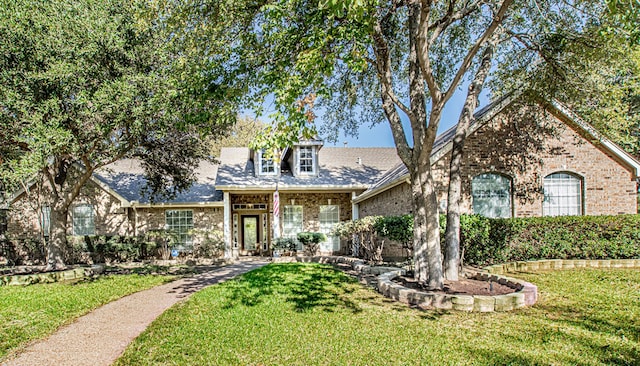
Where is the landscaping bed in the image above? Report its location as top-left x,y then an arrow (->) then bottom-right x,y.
393,275 -> 515,296
115,263 -> 640,365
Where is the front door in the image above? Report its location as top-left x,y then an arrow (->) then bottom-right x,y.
242,215 -> 259,251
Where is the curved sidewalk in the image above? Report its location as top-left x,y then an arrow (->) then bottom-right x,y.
2,259 -> 269,366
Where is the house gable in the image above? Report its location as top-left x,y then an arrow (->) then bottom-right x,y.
355,98 -> 639,218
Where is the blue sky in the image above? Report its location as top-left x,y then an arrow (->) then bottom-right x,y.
323,87 -> 491,148
243,83 -> 491,148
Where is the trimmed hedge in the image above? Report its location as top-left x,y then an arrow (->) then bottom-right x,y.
457,214 -> 640,266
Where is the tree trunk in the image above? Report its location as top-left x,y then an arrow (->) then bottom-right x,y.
46,203 -> 68,270
444,137 -> 464,280
410,160 -> 444,290
444,42 -> 496,281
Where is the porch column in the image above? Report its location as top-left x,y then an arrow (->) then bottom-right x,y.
223,191 -> 232,259
351,191 -> 359,220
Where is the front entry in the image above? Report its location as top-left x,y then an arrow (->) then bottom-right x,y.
242,215 -> 259,251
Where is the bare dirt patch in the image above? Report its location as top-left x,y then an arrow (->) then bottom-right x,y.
393,275 -> 516,296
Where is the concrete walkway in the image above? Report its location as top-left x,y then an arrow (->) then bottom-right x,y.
2,259 -> 269,366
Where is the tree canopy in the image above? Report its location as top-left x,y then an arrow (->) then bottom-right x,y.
158,0 -> 619,287
0,0 -> 233,268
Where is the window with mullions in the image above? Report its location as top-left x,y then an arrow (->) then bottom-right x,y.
319,205 -> 340,252
72,204 -> 95,236
283,205 -> 303,250
471,173 -> 512,218
258,150 -> 276,175
165,210 -> 194,250
298,146 -> 315,174
543,172 -> 583,216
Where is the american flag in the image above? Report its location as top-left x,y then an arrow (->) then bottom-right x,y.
273,190 -> 280,218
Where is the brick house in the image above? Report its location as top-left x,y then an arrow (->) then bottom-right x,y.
2,98 -> 638,260
214,143 -> 399,257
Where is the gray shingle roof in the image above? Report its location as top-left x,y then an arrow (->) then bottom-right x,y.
360,97 -> 509,197
94,159 -> 223,204
215,147 -> 401,189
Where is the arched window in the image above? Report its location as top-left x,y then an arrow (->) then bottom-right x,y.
471,173 -> 512,218
543,172 -> 583,216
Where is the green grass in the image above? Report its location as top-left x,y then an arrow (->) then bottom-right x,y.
115,263 -> 640,365
0,274 -> 173,360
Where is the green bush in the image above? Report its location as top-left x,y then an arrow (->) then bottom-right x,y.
273,237 -> 297,254
334,216 -> 384,263
297,232 -> 326,256
457,214 -> 640,266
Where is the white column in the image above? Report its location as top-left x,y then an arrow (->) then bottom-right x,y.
351,191 -> 359,220
223,191 -> 231,259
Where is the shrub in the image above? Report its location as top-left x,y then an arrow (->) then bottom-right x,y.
458,214 -> 640,266
0,236 -> 46,266
190,229 -> 225,258
374,215 -> 413,260
334,216 -> 385,263
297,232 -> 326,256
273,237 -> 297,254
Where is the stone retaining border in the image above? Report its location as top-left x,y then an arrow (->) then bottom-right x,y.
483,258 -> 640,275
274,255 -> 538,312
0,265 -> 105,286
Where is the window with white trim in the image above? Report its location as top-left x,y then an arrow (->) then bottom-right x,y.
42,206 -> 51,237
258,150 -> 276,175
543,172 -> 583,216
319,205 -> 340,252
471,173 -> 512,218
283,205 -> 303,250
165,210 -> 194,250
72,204 -> 95,236
298,146 -> 315,174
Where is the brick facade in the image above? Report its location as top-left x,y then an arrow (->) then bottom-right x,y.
227,191 -> 354,255
6,179 -> 132,239
358,104 -> 638,218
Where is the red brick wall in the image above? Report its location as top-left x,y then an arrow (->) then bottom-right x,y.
359,104 -> 638,218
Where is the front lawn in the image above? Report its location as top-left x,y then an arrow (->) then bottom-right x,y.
116,263 -> 640,365
0,274 -> 173,360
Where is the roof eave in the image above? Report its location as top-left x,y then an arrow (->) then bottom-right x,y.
548,100 -> 640,178
131,201 -> 224,208
217,184 -> 369,191
353,175 -> 410,203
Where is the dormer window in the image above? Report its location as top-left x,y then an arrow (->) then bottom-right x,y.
298,146 -> 316,175
257,150 -> 277,176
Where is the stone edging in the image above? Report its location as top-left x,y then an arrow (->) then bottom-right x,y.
273,255 -> 535,312
483,258 -> 640,275
0,265 -> 105,286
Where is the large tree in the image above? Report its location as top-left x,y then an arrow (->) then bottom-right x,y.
160,0 -> 609,288
0,0 -> 234,270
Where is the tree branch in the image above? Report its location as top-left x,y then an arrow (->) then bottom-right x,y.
372,19 -> 413,164
441,0 -> 513,105
416,0 -> 442,103
427,0 -> 484,44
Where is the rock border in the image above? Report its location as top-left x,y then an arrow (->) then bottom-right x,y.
274,255 -> 536,312
0,265 -> 105,286
483,258 -> 640,274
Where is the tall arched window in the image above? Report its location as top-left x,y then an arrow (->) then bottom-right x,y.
471,173 -> 512,218
543,172 -> 583,216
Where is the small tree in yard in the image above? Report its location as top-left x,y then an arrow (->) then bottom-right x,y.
297,232 -> 326,256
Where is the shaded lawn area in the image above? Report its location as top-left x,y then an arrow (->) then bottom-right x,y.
0,274 -> 173,360
116,263 -> 640,365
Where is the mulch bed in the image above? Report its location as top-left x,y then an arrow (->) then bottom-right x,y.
393,275 -> 516,296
